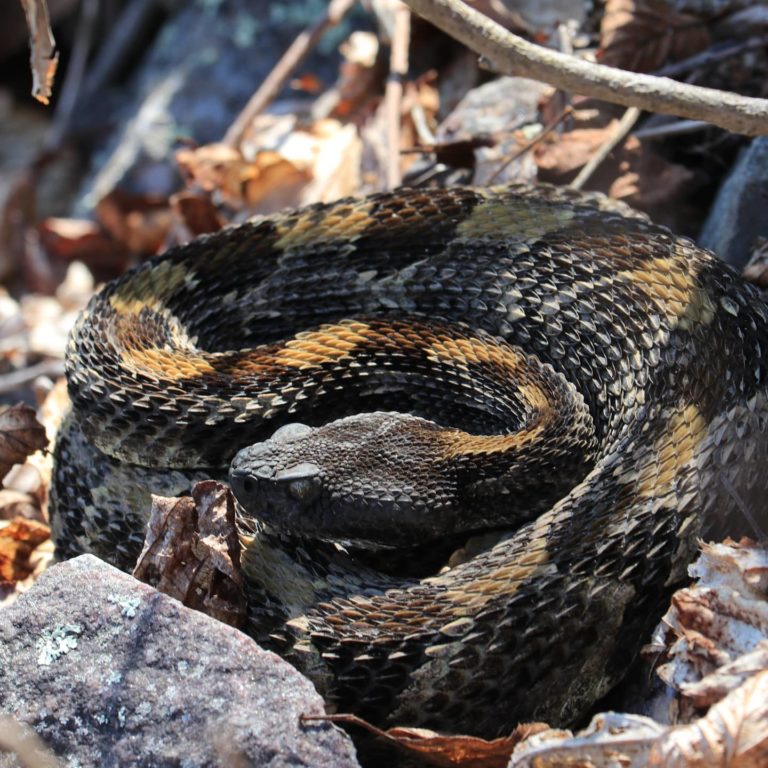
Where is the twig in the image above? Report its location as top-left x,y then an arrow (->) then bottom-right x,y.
20,0 -> 59,104
655,36 -> 768,80
633,119 -> 709,140
402,0 -> 768,136
570,106 -> 641,190
386,2 -> 412,190
223,0 -> 357,147
488,104 -> 573,184
0,361 -> 65,396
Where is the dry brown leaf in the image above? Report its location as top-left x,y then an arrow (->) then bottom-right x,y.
176,143 -> 249,209
38,218 -> 130,277
652,669 -> 768,767
681,645 -> 768,709
169,191 -> 224,238
651,540 -> 768,706
0,404 -> 47,480
509,684 -> 768,768
534,126 -> 615,176
536,126 -> 698,232
332,31 -> 384,120
301,713 -> 547,767
133,480 -> 247,628
0,517 -> 50,581
95,190 -> 173,255
240,150 -> 312,212
600,0 -> 710,73
743,240 -> 768,289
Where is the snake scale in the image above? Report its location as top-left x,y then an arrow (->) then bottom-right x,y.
51,184 -> 768,737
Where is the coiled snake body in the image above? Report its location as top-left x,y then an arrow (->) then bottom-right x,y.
51,185 -> 768,736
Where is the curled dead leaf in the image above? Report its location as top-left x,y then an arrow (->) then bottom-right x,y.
599,0 -> 710,73
0,404 -> 47,480
743,241 -> 768,289
133,480 -> 247,628
170,191 -> 224,238
300,713 -> 547,768
651,539 -> 768,707
176,143 -> 249,209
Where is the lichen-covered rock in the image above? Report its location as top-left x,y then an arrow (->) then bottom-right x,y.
0,555 -> 360,768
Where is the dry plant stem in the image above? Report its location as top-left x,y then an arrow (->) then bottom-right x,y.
487,105 -> 573,184
20,0 -> 59,104
403,0 -> 768,136
0,360 -> 65,396
223,0 -> 357,147
386,3 -> 412,190
633,118 -> 709,140
655,36 -> 768,80
570,107 -> 641,190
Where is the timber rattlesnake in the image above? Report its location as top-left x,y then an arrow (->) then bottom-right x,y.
51,184 -> 768,736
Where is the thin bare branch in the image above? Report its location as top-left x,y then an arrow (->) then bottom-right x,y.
633,119 -> 709,140
403,0 -> 768,136
488,104 -> 573,184
570,107 -> 641,190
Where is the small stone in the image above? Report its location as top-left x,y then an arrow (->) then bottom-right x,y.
0,555 -> 360,768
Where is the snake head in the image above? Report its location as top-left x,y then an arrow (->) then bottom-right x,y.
229,412 -> 461,548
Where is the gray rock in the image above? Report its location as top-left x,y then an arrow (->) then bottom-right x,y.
0,555 -> 360,768
699,137 -> 768,268
437,76 -> 549,185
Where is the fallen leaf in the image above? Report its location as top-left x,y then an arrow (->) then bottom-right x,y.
0,404 -> 47,480
95,190 -> 172,255
508,683 -> 768,768
600,0 -> 710,73
133,480 -> 247,628
170,191 -> 224,238
0,517 -> 50,581
643,539 -> 768,727
176,143 -> 249,209
0,489 -> 40,522
653,669 -> 768,767
743,240 -> 768,289
300,713 -> 546,767
534,126 -> 614,176
38,218 -> 129,278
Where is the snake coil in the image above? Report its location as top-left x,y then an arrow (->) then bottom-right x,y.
52,185 -> 768,735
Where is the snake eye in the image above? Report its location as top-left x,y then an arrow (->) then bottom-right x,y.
288,477 -> 321,504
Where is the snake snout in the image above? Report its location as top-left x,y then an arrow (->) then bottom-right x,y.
229,438 -> 324,525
